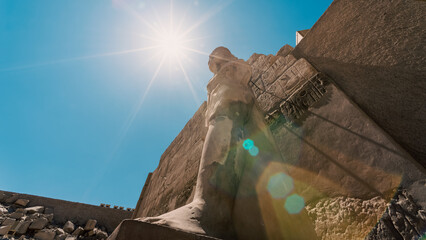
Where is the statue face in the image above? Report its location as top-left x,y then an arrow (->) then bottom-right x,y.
208,56 -> 219,73
208,47 -> 237,74
208,55 -> 227,74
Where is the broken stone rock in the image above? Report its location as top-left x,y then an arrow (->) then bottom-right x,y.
25,206 -> 45,214
34,229 -> 56,240
10,212 -> 24,219
29,217 -> 48,230
5,194 -> 18,204
71,226 -> 83,236
14,199 -> 30,207
44,213 -> 54,223
15,208 -> 26,214
64,236 -> 77,240
55,233 -> 67,240
95,229 -> 108,239
62,221 -> 74,233
84,219 -> 97,231
87,229 -> 96,236
0,225 -> 11,235
16,220 -> 31,235
55,228 -> 65,235
2,218 -> 16,226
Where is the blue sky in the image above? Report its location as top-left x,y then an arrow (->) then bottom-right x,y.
0,0 -> 332,208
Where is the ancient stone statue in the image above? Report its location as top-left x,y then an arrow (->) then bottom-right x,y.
140,47 -> 317,239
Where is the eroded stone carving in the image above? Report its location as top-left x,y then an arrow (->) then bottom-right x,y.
280,74 -> 328,122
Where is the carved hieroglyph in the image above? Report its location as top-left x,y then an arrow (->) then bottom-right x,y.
250,54 -> 328,123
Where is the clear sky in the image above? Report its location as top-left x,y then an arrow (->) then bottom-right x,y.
0,0 -> 333,209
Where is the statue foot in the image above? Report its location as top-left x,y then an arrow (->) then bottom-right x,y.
139,200 -> 206,235
138,199 -> 234,239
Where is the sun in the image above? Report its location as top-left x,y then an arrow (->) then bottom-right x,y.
157,30 -> 186,58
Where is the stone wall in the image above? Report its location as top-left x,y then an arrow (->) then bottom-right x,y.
133,103 -> 208,218
133,46 -> 425,238
0,190 -> 131,233
291,0 -> 426,167
132,0 -> 426,238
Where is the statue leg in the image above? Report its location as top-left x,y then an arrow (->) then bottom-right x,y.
141,115 -> 238,239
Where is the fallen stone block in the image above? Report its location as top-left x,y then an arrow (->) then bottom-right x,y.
44,213 -> 54,223
34,229 -> 56,240
71,226 -> 83,236
62,221 -> 74,233
0,225 -> 11,235
55,233 -> 67,240
5,194 -> 18,204
55,228 -> 65,235
16,220 -> 31,235
87,229 -> 96,236
108,220 -> 221,240
29,217 -> 48,230
10,212 -> 24,219
64,236 -> 77,240
96,229 -> 108,239
15,208 -> 26,214
25,206 -> 45,214
14,199 -> 30,207
1,218 -> 16,226
84,219 -> 97,231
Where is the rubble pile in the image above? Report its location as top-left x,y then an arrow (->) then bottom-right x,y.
0,198 -> 108,240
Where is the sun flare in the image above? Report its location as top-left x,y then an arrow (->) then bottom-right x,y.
157,30 -> 186,58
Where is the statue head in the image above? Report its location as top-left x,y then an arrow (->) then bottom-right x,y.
208,47 -> 238,74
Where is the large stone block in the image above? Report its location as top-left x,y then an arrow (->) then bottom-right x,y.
84,219 -> 97,231
63,221 -> 74,233
14,199 -> 29,207
15,220 -> 31,235
1,218 -> 15,226
34,229 -> 56,240
29,217 -> 48,230
0,225 -> 11,235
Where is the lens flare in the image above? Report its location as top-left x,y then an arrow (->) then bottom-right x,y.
284,194 -> 305,214
249,146 -> 259,156
243,139 -> 254,150
267,173 -> 294,199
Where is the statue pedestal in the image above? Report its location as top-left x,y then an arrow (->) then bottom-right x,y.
107,219 -> 222,240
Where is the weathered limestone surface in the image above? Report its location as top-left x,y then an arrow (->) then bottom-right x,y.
367,187 -> 426,240
306,196 -> 387,239
292,0 -> 426,167
133,102 -> 208,218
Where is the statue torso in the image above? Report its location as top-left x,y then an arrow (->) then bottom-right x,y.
206,60 -> 254,124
